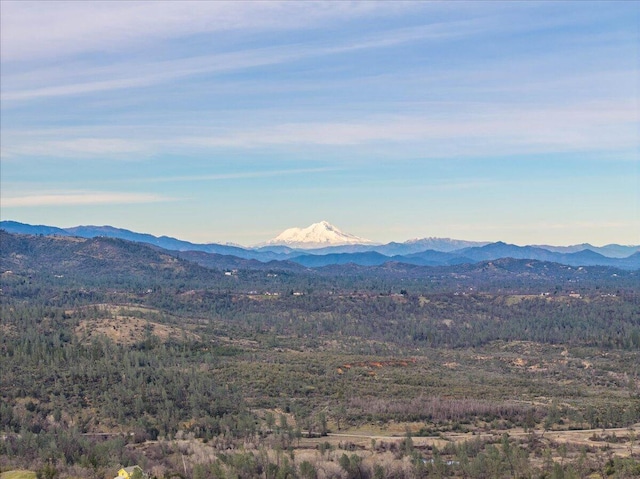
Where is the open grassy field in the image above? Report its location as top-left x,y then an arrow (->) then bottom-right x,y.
0,471 -> 37,479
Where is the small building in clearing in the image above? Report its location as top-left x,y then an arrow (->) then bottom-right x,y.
114,465 -> 146,479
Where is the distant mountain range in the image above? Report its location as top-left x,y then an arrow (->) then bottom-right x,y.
1,220 -> 639,270
3,230 -> 639,299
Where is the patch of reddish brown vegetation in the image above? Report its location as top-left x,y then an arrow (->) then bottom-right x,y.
339,358 -> 416,372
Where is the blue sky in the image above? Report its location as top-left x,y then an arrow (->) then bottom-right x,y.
1,1 -> 638,246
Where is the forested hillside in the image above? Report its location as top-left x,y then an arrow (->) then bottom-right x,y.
1,232 -> 639,478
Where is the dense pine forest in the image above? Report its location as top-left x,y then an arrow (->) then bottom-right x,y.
1,232 -> 639,478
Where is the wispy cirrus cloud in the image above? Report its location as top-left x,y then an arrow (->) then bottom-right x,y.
2,17 -> 499,103
1,137 -> 149,160
1,1 -> 409,62
196,104 -> 636,149
134,167 -> 343,184
2,47 -> 306,102
5,100 -> 634,160
3,191 -> 172,207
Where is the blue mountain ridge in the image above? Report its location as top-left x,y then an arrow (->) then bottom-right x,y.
1,221 -> 638,270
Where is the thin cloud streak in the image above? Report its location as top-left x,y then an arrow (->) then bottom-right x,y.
4,100 -> 634,160
3,191 -> 172,207
1,1 -> 405,62
1,138 -> 149,160
134,167 -> 343,184
2,47 -> 309,101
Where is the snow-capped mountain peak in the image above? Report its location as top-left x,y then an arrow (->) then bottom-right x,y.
403,237 -> 489,252
262,221 -> 373,249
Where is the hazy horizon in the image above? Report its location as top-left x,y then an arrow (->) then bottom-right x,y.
1,1 -> 638,246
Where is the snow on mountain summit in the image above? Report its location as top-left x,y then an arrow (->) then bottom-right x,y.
263,221 -> 373,249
